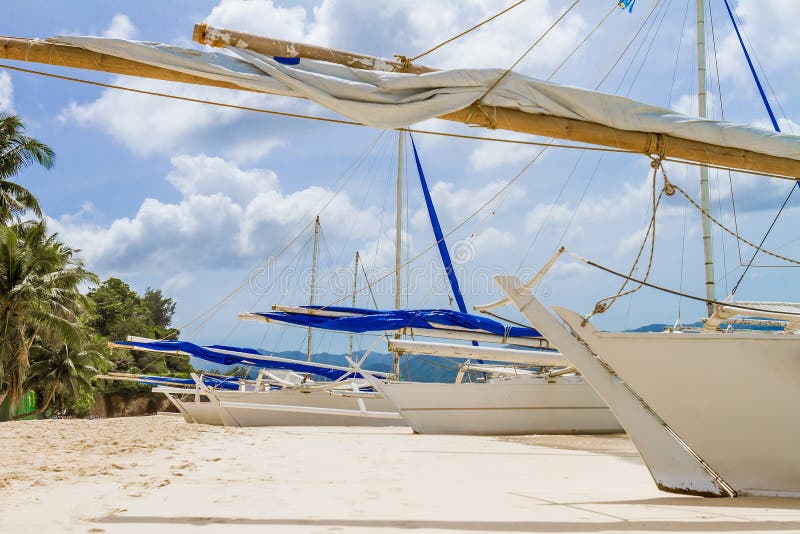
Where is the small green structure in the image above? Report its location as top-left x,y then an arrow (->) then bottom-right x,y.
0,391 -> 37,421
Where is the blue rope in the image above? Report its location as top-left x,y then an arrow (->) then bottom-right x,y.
720,0 -> 797,295
618,0 -> 636,13
721,0 -> 780,132
409,133 -> 480,350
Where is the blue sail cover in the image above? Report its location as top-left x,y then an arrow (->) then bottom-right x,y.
256,306 -> 542,339
113,339 -> 362,381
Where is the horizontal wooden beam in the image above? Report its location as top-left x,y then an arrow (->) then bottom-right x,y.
0,35 -> 263,93
191,25 -> 800,179
1,31 -> 797,178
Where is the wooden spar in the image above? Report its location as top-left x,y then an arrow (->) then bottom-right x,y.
192,24 -> 800,179
0,35 -> 264,93
193,23 -> 435,75
1,32 -> 798,178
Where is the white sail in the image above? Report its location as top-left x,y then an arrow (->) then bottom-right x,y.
51,35 -> 800,162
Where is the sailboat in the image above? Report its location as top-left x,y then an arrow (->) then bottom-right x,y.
105,337 -> 400,426
246,133 -> 620,436
3,2 -> 798,494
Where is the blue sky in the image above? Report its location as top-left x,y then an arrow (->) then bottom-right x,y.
2,0 -> 799,353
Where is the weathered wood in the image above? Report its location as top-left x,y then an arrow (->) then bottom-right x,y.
192,24 -> 800,178
1,32 -> 798,178
194,23 -> 435,74
0,35 -> 262,92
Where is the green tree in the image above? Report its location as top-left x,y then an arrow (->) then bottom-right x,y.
17,336 -> 109,419
86,278 -> 190,378
0,220 -> 97,409
0,114 -> 55,222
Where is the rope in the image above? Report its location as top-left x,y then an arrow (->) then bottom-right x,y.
593,0 -> 662,89
173,130 -> 386,337
669,179 -> 800,267
585,158 -> 665,321
406,0 -> 528,63
563,248 -> 800,318
323,142 -> 550,309
547,3 -> 617,81
0,61 -> 638,156
476,0 -> 582,107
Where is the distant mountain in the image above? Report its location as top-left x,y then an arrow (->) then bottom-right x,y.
190,349 -> 461,383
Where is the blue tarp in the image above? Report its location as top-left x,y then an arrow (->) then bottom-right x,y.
256,306 -> 542,339
113,340 -> 359,381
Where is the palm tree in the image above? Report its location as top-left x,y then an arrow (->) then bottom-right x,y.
0,220 -> 97,409
16,337 -> 108,419
0,113 -> 54,222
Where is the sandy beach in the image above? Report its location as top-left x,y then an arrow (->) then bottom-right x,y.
2,416 -> 799,533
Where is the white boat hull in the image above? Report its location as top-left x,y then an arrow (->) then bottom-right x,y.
169,388 -> 402,427
552,307 -> 800,497
380,378 -> 623,435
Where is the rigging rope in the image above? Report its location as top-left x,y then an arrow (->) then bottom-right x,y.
476,0 -> 582,106
547,3 -> 618,81
593,0 -> 662,89
585,158 -> 665,321
668,174 -> 800,265
562,248 -> 800,318
406,0 -> 528,63
0,62 -> 637,156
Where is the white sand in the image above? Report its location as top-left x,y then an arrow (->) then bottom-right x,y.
1,416 -> 799,533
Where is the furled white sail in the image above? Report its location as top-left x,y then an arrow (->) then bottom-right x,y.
54,36 -> 800,161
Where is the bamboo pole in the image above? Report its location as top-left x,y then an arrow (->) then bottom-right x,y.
1,32 -> 798,178
0,35 -> 259,92
192,24 -> 800,179
193,23 -> 435,74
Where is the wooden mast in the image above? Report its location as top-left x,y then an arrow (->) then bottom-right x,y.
1,31 -> 799,178
696,0 -> 716,315
348,250 -> 359,359
393,132 -> 404,379
307,215 -> 320,362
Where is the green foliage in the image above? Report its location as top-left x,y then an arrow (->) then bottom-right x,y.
86,278 -> 190,390
0,114 -> 190,418
0,220 -> 97,409
0,113 -> 55,223
18,334 -> 110,419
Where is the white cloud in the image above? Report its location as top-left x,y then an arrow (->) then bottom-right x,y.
58,77 -> 282,156
411,179 -> 524,229
48,154 -> 379,275
0,72 -> 14,113
204,0 -> 308,41
224,137 -> 285,164
103,14 -> 138,40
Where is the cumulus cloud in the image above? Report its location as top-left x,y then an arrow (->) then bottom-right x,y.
0,72 -> 14,113
58,78 -> 283,157
205,0 -> 308,41
103,14 -> 138,40
48,154 -> 379,275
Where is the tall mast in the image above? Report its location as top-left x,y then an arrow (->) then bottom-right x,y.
307,215 -> 320,361
393,132 -> 404,378
348,251 -> 360,358
395,131 -> 404,311
696,0 -> 715,315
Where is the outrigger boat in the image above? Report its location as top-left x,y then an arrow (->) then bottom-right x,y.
107,338 -> 401,427
5,2 -> 799,495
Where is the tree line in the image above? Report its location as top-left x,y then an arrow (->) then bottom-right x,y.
0,113 -> 191,420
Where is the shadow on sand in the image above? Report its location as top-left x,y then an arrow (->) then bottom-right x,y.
95,515 -> 800,532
